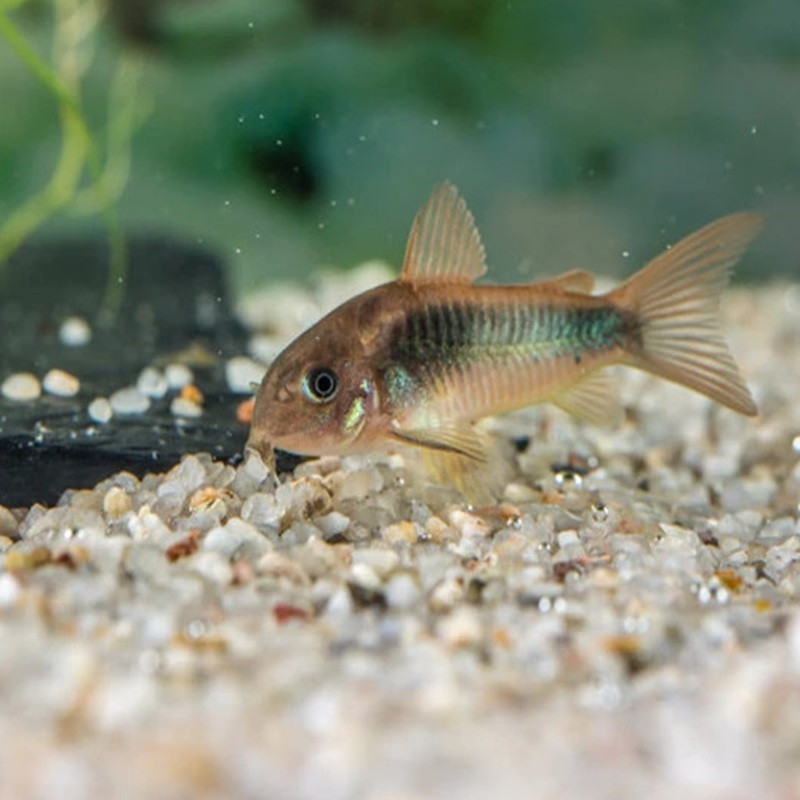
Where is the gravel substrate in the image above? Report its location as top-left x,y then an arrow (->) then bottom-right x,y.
1,278 -> 799,800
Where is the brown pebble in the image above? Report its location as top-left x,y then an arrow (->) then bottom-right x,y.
165,531 -> 199,562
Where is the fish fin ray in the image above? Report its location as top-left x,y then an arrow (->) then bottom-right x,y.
401,182 -> 487,286
389,422 -> 488,462
553,371 -> 623,427
543,268 -> 595,294
420,446 -> 509,504
611,212 -> 762,416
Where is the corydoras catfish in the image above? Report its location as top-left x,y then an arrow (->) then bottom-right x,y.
247,183 -> 760,490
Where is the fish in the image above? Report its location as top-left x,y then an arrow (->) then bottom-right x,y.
247,182 -> 761,491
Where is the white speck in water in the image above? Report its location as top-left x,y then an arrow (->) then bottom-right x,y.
237,115 -> 245,124
235,247 -> 242,255
431,118 -> 439,127
247,21 -> 254,29
59,316 -> 92,346
317,222 -> 326,230
750,125 -> 758,134
358,134 -> 366,142
258,112 -> 265,120
275,139 -> 283,147
622,250 -> 630,258
224,200 -> 231,207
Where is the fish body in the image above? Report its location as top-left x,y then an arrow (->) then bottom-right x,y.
248,183 -> 760,484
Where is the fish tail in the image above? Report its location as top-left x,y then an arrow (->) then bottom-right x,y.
609,212 -> 762,416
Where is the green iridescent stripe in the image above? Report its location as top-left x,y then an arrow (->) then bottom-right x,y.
394,301 -> 625,365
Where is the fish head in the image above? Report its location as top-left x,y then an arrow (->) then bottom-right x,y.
247,286 -> 402,459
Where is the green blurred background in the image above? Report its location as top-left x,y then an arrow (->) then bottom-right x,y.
1,0 -> 798,298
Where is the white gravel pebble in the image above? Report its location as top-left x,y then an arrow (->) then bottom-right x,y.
109,387 -> 151,415
170,397 -> 203,418
225,356 -> 266,394
58,315 -> 91,346
164,363 -> 194,389
42,368 -> 80,398
87,396 -> 113,424
1,372 -> 41,401
136,367 -> 169,399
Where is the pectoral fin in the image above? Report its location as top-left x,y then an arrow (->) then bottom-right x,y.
389,422 -> 488,462
553,371 -> 623,427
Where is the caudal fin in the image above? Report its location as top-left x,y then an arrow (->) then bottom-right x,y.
610,213 -> 762,416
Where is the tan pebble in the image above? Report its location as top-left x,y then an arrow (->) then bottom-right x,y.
189,486 -> 230,514
0,505 -> 18,538
103,486 -> 132,518
5,545 -> 52,572
437,606 -> 482,649
88,396 -> 113,424
170,397 -> 203,418
448,509 -> 491,538
0,535 -> 14,552
353,547 -> 399,578
425,515 -> 457,544
503,482 -> 539,503
382,520 -> 418,545
257,552 -> 311,586
1,372 -> 41,401
42,368 -> 80,397
428,576 -> 464,612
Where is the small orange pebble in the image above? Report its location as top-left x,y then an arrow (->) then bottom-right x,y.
165,530 -> 199,562
180,384 -> 204,406
715,568 -> 743,593
754,599 -> 772,613
491,627 -> 512,650
236,397 -> 254,424
5,545 -> 52,572
601,634 -> 642,657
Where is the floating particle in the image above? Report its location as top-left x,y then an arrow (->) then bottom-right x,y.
59,316 -> 92,346
226,356 -> 266,394
1,372 -> 41,401
109,387 -> 150,415
88,396 -> 113,424
42,368 -> 80,398
165,363 -> 194,390
136,367 -> 168,399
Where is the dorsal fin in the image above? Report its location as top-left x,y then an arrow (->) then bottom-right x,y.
401,182 -> 487,286
544,268 -> 595,294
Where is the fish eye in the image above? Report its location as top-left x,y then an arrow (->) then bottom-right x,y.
302,367 -> 339,403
